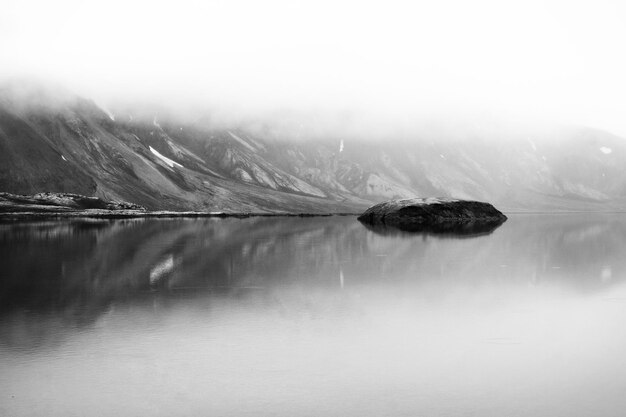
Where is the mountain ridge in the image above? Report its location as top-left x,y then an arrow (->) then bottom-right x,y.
1,81 -> 626,212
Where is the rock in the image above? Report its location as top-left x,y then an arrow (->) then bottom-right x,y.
357,197 -> 507,233
0,192 -> 146,213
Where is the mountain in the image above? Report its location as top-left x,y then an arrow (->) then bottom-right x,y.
0,81 -> 369,212
1,80 -> 626,212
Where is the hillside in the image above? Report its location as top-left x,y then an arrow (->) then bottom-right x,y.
1,81 -> 626,212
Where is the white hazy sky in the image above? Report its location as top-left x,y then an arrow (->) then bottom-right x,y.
1,0 -> 626,134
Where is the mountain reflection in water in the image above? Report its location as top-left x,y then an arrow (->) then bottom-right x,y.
2,214 -> 626,417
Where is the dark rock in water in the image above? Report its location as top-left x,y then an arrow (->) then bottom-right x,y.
0,192 -> 146,213
357,198 -> 507,233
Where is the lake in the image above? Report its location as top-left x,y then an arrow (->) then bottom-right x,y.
2,214 -> 626,416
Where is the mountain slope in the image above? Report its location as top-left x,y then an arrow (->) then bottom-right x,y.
1,81 -> 626,212
0,83 -> 369,212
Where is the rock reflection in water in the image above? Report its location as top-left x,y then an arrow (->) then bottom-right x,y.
360,218 -> 505,237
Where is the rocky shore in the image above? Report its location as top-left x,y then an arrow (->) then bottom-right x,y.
0,192 -> 355,221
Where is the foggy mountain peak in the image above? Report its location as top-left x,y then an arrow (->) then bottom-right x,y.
1,79 -> 626,213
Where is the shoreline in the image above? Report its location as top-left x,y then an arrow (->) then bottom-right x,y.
0,210 -> 360,222
3,209 -> 626,223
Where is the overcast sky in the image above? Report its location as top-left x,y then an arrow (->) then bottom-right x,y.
2,0 -> 626,135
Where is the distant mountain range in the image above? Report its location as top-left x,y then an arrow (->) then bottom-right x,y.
1,80 -> 625,212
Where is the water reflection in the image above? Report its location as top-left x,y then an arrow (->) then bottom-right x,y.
1,214 -> 625,345
360,218 -> 505,237
2,215 -> 626,416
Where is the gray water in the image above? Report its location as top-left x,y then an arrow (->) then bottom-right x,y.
1,214 -> 626,417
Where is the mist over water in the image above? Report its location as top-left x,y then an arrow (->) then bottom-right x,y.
2,215 -> 626,416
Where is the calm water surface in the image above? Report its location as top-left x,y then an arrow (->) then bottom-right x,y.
2,214 -> 626,416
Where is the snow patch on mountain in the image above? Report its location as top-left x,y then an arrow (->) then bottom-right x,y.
149,146 -> 183,168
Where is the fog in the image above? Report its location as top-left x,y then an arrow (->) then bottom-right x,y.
2,0 -> 626,136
